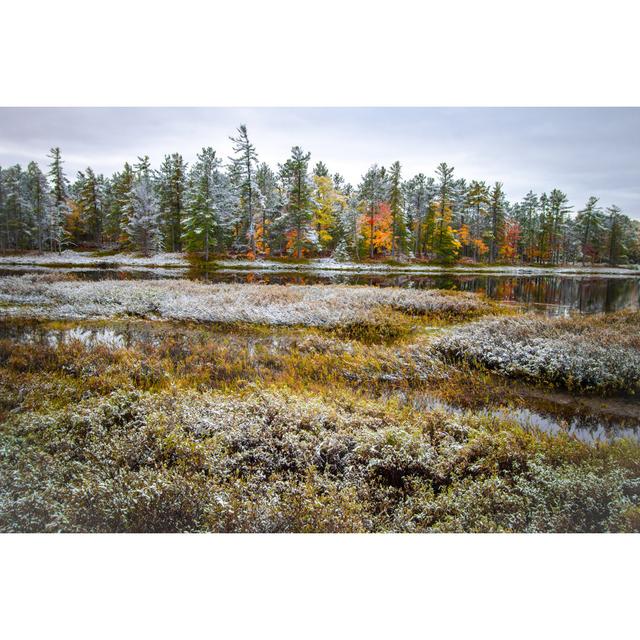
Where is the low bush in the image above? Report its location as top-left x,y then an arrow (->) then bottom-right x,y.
1,388 -> 638,532
434,312 -> 640,394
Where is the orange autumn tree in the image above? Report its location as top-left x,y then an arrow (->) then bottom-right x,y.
472,237 -> 489,258
359,202 -> 393,257
254,221 -> 269,256
458,222 -> 471,256
499,221 -> 522,263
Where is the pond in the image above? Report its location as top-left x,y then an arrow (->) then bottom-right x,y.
2,265 -> 639,315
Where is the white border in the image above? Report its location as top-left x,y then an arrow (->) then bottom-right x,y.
1,1 -> 638,637
1,534 -> 638,639
1,1 -> 639,106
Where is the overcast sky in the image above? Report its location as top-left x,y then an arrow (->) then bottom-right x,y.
1,107 -> 638,218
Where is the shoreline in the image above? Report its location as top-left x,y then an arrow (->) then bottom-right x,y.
1,250 -> 639,276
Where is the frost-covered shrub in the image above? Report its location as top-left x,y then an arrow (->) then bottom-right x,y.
421,461 -> 631,533
2,388 -> 638,532
434,313 -> 640,394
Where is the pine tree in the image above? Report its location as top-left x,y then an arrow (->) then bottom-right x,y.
26,162 -> 53,252
126,175 -> 162,255
575,196 -> 605,264
489,182 -> 506,262
403,174 -> 427,258
3,165 -> 30,250
107,163 -> 135,244
519,191 -> 539,262
606,205 -> 626,265
46,147 -> 69,252
538,192 -> 553,262
157,153 -> 187,252
280,146 -> 314,259
313,161 -> 329,177
435,163 -> 455,256
466,180 -> 490,261
183,148 -> 235,261
388,161 -> 407,258
335,185 -> 360,261
548,189 -> 572,264
255,162 -> 282,256
229,125 -> 258,253
76,168 -> 104,245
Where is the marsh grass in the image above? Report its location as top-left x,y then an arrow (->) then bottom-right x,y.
0,274 -> 494,330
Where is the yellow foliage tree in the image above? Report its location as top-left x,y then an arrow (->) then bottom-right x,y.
312,175 -> 345,254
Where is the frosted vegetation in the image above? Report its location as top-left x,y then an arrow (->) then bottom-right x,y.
435,312 -> 640,394
1,270 -> 639,532
0,249 -> 186,267
2,388 -> 638,533
0,274 -> 488,328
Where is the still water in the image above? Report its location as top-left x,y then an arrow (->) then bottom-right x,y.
2,265 -> 639,315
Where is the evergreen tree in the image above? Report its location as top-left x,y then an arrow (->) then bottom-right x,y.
255,162 -> 282,256
126,174 -> 162,255
434,163 -> 456,257
26,161 -> 52,252
403,174 -> 426,258
466,180 -> 490,261
229,125 -> 258,253
575,196 -> 605,264
183,148 -> 235,261
47,147 -> 69,252
313,161 -> 329,177
606,205 -> 626,265
107,163 -> 135,243
280,146 -> 314,259
519,191 -> 539,262
388,161 -> 407,257
76,168 -> 104,245
3,165 -> 29,250
489,182 -> 506,262
358,165 -> 388,259
157,153 -> 188,252
548,189 -> 572,264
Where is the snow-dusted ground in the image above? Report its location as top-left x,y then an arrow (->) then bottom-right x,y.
214,257 -> 640,276
0,250 -> 187,267
1,251 -> 638,276
0,274 -> 487,326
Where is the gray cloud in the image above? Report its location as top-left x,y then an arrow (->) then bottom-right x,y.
0,107 -> 638,217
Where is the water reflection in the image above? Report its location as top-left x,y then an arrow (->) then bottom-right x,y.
190,270 -> 640,314
405,392 -> 640,444
1,266 -> 639,314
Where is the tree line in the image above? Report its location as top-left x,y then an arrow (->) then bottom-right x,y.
1,124 -> 639,264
